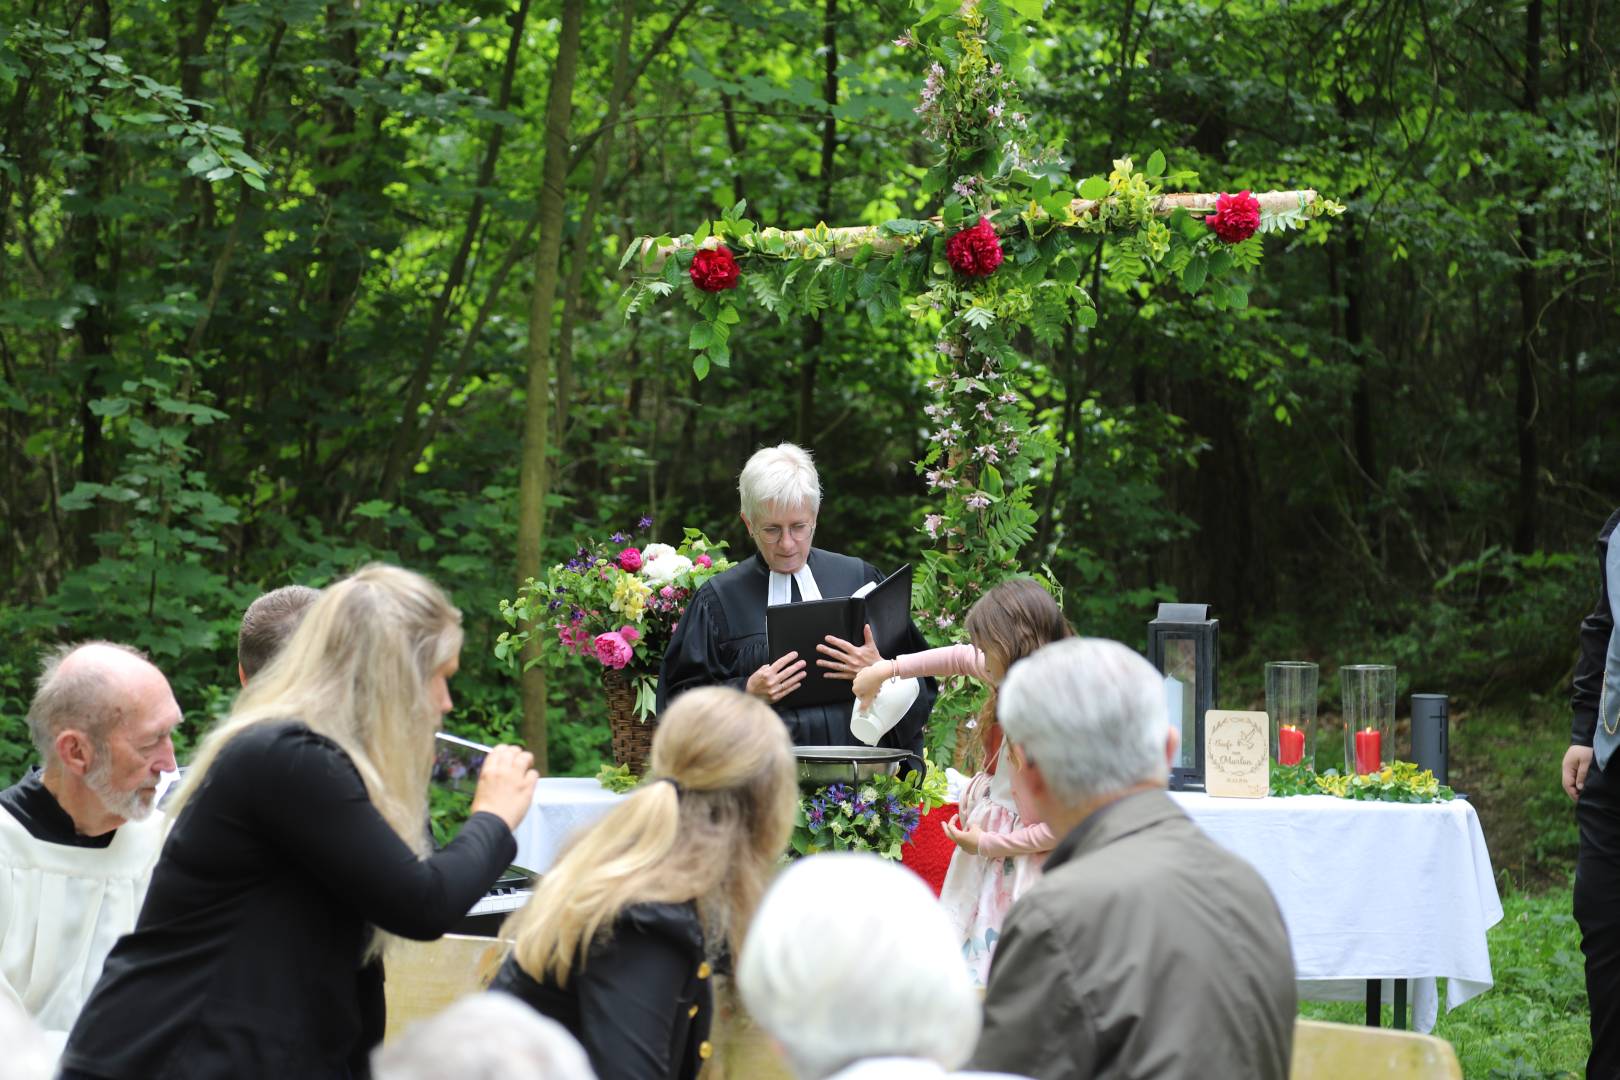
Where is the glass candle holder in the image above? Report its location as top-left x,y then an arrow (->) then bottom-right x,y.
1340,664 -> 1396,775
1265,661 -> 1319,769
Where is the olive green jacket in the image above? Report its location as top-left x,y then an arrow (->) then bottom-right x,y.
967,789 -> 1296,1080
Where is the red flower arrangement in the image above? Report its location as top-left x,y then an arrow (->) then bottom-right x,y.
1205,190 -> 1262,244
945,217 -> 1004,277
689,245 -> 740,291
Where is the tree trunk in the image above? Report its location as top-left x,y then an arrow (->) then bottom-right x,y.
794,0 -> 838,442
1513,0 -> 1542,553
517,0 -> 584,772
554,0 -> 636,449
70,0 -> 114,566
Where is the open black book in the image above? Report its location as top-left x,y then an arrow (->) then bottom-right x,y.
766,564 -> 913,710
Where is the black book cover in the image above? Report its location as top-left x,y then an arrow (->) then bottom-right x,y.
766,565 -> 912,710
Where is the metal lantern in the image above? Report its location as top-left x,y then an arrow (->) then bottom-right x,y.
1147,602 -> 1219,792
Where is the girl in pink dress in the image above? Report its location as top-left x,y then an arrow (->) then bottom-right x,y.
852,577 -> 1073,984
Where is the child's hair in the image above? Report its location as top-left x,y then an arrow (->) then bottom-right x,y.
963,577 -> 1073,770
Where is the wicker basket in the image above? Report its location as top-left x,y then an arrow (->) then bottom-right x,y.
605,669 -> 658,774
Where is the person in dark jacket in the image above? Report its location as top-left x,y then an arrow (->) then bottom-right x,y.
492,685 -> 797,1080
58,564 -> 539,1080
1564,507 -> 1620,1078
657,442 -> 937,774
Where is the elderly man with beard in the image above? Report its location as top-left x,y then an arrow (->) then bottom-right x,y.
0,642 -> 179,1055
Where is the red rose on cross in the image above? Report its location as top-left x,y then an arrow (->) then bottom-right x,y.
945,217 -> 1004,277
1205,190 -> 1262,244
689,245 -> 740,291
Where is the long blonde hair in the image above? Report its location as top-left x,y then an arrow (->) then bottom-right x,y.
506,686 -> 796,985
170,564 -> 462,936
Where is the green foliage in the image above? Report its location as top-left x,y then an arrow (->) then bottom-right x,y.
1269,760 -> 1454,803
791,766 -> 949,860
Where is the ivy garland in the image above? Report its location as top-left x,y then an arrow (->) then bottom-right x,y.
622,0 -> 1344,760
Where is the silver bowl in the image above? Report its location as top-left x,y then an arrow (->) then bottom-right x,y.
793,745 -> 909,790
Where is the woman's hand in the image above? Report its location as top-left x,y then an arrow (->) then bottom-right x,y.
747,652 -> 807,703
469,745 -> 540,831
817,624 -> 881,682
942,813 -> 983,856
851,658 -> 893,710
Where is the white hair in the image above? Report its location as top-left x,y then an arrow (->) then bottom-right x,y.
738,442 -> 822,524
998,637 -> 1170,804
737,853 -> 980,1080
371,992 -> 597,1080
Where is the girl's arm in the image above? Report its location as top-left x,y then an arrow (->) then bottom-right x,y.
975,821 -> 1058,859
853,643 -> 986,703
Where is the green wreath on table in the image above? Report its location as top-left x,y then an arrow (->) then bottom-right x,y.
1270,760 -> 1455,803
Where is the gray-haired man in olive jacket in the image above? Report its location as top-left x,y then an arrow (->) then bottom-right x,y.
967,637 -> 1296,1080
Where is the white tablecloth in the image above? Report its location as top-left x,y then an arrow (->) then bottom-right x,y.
1170,792 -> 1503,1032
512,778 -> 624,875
508,781 -> 1501,1034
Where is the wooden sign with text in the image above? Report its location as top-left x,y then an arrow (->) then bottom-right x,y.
1204,710 -> 1270,799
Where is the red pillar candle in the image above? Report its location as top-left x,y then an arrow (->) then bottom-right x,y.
1354,728 -> 1382,775
1278,725 -> 1305,766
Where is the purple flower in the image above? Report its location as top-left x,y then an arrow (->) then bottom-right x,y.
923,513 -> 944,539
893,33 -> 911,48
966,493 -> 991,510
610,531 -> 628,544
638,516 -> 654,529
976,444 -> 1000,464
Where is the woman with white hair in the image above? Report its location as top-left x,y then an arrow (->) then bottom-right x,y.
737,852 -> 1028,1080
59,564 -> 538,1080
657,442 -> 936,769
372,992 -> 597,1080
492,686 -> 797,1080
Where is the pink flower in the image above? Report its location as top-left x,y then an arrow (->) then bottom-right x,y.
923,514 -> 944,539
619,625 -> 641,643
660,586 -> 677,599
617,547 -> 643,571
593,631 -> 634,670
695,554 -> 712,568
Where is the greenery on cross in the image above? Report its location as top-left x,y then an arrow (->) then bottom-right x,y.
621,0 -> 1343,758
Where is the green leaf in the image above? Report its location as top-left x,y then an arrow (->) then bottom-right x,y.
352,499 -> 393,519
1181,256 -> 1207,293
1076,305 -> 1098,328
1078,176 -> 1110,201
693,353 -> 711,380
689,322 -> 713,350
240,171 -> 265,192
1145,150 -> 1166,178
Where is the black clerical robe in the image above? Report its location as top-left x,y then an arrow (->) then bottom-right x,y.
657,549 -> 937,772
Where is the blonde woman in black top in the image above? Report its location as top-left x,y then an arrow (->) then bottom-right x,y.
60,564 -> 537,1080
493,685 -> 796,1080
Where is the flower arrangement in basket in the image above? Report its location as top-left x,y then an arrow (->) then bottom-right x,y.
790,767 -> 949,861
496,520 -> 732,721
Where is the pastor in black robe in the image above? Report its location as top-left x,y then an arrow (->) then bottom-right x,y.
657,549 -> 937,774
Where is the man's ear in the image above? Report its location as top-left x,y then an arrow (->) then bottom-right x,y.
238,663 -> 248,688
1165,726 -> 1182,768
738,511 -> 752,535
55,729 -> 95,777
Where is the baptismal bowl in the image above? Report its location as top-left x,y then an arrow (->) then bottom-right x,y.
793,745 -> 909,790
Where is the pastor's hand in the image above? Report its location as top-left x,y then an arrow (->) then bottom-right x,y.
747,652 -> 806,703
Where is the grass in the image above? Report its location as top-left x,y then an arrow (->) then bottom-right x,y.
1298,697 -> 1589,1077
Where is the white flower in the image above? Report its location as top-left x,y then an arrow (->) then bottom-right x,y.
639,543 -> 677,565
642,553 -> 693,584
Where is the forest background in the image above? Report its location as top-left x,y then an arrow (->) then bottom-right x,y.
1,0 -> 1616,862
